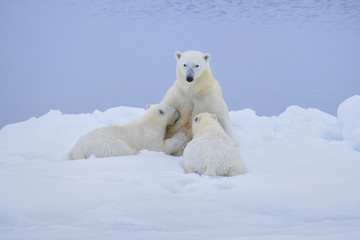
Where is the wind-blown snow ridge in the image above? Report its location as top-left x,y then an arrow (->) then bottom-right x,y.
0,96 -> 359,240
232,95 -> 359,152
337,95 -> 360,151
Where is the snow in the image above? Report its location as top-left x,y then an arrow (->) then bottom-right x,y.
1,96 -> 359,240
337,95 -> 360,151
1,2 -> 359,237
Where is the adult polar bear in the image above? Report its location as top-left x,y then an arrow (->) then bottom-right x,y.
161,50 -> 239,156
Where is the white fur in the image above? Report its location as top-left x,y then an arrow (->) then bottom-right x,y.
161,50 -> 239,155
69,104 -> 186,159
183,113 -> 245,176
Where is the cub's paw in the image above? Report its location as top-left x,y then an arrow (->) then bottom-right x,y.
171,132 -> 187,146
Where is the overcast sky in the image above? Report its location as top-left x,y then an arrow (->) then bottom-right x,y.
1,0 -> 359,129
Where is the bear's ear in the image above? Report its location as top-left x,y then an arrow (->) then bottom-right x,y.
175,51 -> 182,60
203,53 -> 211,62
158,109 -> 165,115
212,114 -> 217,120
146,104 -> 152,110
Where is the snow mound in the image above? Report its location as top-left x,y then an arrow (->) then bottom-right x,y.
0,96 -> 360,240
0,107 -> 144,163
337,95 -> 360,151
231,104 -> 340,151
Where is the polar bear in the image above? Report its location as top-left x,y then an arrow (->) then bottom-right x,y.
183,113 -> 245,176
69,104 -> 186,159
161,50 -> 239,156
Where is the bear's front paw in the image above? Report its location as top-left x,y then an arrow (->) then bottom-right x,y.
163,132 -> 187,155
171,132 -> 187,146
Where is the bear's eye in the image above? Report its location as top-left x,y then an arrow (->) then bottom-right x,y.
196,65 -> 199,67
183,64 -> 187,67
194,117 -> 199,122
158,109 -> 164,115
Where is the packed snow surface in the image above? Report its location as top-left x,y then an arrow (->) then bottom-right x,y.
0,96 -> 360,240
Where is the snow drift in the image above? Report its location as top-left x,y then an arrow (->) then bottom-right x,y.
0,96 -> 359,240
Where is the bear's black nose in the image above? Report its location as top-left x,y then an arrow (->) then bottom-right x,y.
186,76 -> 193,82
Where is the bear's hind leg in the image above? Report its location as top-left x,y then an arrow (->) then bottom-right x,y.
203,165 -> 217,176
227,164 -> 245,176
91,139 -> 138,158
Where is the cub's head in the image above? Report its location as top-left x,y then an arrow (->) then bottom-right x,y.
192,112 -> 220,136
146,104 -> 180,126
175,50 -> 211,83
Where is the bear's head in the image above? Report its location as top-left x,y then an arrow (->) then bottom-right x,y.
146,104 -> 180,127
175,51 -> 211,83
191,112 -> 221,136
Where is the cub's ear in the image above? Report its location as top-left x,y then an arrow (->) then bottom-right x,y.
212,114 -> 217,120
175,51 -> 182,60
203,53 -> 211,62
146,104 -> 152,110
158,109 -> 165,115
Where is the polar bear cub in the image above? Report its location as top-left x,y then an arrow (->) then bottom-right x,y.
161,50 -> 239,156
69,104 -> 186,159
183,113 -> 245,176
